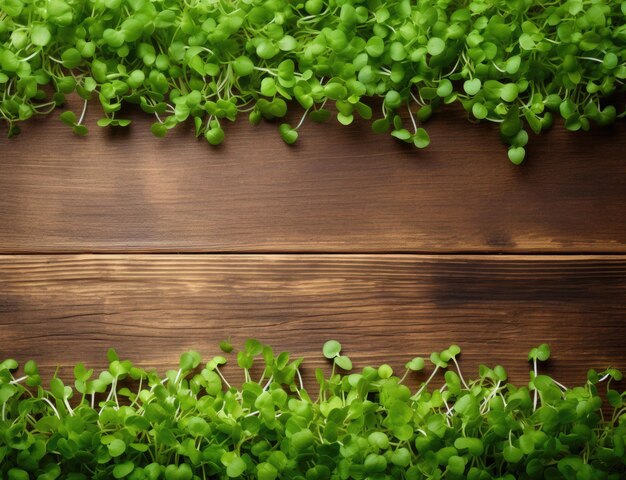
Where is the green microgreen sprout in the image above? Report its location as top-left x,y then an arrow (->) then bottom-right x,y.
0,340 -> 624,478
528,343 -> 551,411
1,0 -> 624,163
322,339 -> 352,372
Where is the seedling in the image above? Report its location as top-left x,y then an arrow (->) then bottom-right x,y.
0,341 -> 624,478
0,0 -> 623,163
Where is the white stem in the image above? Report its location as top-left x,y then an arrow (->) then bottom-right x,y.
296,368 -> 304,390
451,358 -> 469,389
480,381 -> 501,414
410,91 -> 423,106
263,376 -> 274,391
43,397 -> 61,419
9,375 -> 28,384
577,56 -> 602,63
414,366 -> 439,399
64,398 -> 75,416
295,109 -> 310,130
407,105 -> 417,132
532,358 -> 538,412
77,98 -> 88,125
491,61 -> 506,73
21,50 -> 40,62
215,367 -> 231,389
129,377 -> 143,409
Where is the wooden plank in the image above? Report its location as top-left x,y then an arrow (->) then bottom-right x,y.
1,101 -> 625,253
1,254 -> 624,387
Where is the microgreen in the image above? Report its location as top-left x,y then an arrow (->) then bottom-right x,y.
0,0 -> 624,163
1,341 -> 625,478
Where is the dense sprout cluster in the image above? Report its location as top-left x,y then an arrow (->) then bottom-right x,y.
0,0 -> 624,161
1,340 -> 625,479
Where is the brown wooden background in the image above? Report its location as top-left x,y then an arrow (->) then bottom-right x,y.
1,101 -> 625,387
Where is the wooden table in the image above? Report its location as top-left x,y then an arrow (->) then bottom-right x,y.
1,100 -> 625,387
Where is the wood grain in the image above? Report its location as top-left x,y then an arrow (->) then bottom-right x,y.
1,254 -> 624,386
1,101 -> 625,253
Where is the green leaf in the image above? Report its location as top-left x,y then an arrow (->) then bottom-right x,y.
164,464 -> 193,480
427,37 -> 445,56
372,117 -> 390,133
508,146 -> 525,165
447,455 -> 466,475
256,40 -> 279,59
277,35 -> 297,52
73,124 -> 88,136
519,33 -> 535,50
257,462 -> 278,480
335,355 -> 352,371
60,111 -> 77,127
151,123 -> 168,138
107,439 -> 126,457
472,103 -> 488,120
31,25 -> 51,46
50,377 -> 65,399
309,109 -> 331,123
233,56 -> 254,76
528,344 -> 551,361
322,340 -> 341,359
226,457 -> 246,478
61,48 -> 82,69
391,128 -> 412,141
291,429 -> 315,451
406,357 -> 425,371
220,340 -> 234,353
384,90 -> 402,109
48,0 -> 73,26
463,78 -> 481,96
500,84 -> 519,102
413,128 -> 430,148
519,434 -> 535,454
278,123 -> 298,144
180,351 -> 201,371
205,127 -> 225,146
454,437 -> 484,456
113,461 -> 135,479
337,112 -> 353,126
436,79 -> 453,98
0,384 -> 17,403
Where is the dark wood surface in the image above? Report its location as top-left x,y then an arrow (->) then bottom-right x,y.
0,102 -> 625,253
0,103 -> 625,387
1,254 -> 625,385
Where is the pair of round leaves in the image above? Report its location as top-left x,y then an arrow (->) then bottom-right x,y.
322,340 -> 352,371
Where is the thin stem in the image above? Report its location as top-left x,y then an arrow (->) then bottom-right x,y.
407,104 -> 417,132
42,397 -> 61,419
263,375 -> 274,391
532,358 -> 538,412
9,375 -> 28,384
295,108 -> 310,130
77,98 -> 88,125
215,367 -> 231,389
413,366 -> 439,399
451,357 -> 469,390
296,368 -> 304,390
